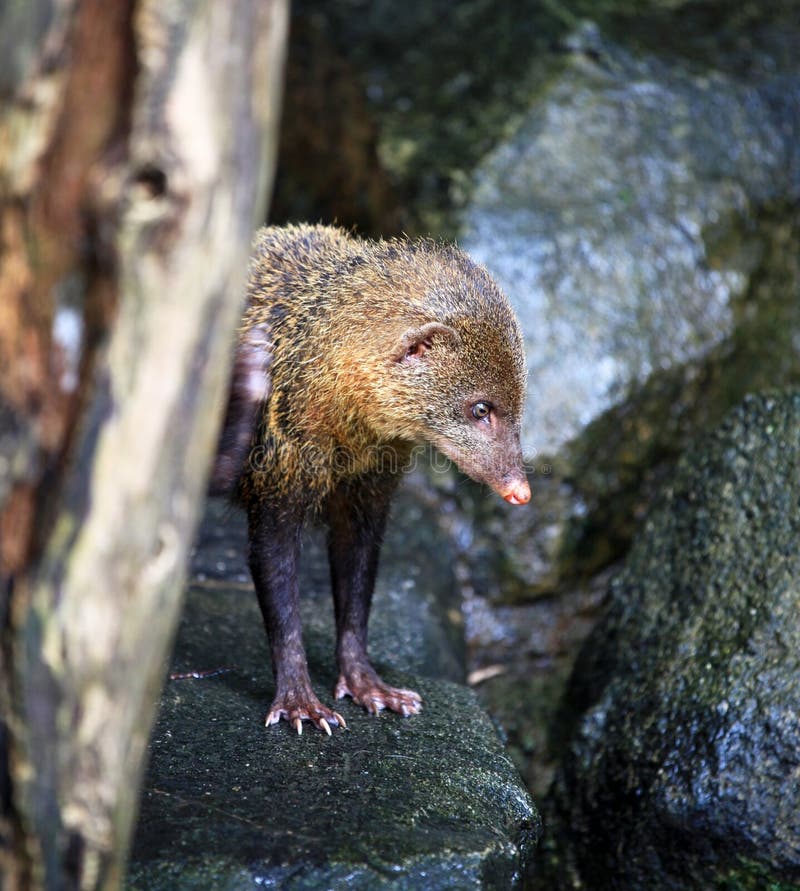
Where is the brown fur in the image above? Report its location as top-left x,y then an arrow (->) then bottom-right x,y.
237,224 -> 528,507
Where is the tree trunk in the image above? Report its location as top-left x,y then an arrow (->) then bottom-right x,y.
0,1 -> 288,888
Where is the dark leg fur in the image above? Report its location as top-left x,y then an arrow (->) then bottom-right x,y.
248,498 -> 346,734
327,472 -> 422,716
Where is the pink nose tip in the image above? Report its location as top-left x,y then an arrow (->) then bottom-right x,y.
502,479 -> 531,505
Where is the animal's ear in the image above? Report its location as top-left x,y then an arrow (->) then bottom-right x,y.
392,322 -> 460,364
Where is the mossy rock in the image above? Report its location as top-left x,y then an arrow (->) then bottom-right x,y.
541,390 -> 800,889
127,496 -> 539,889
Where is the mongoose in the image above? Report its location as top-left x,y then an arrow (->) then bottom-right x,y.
211,224 -> 530,734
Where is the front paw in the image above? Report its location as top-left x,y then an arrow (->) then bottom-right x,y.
265,690 -> 347,735
335,668 -> 422,717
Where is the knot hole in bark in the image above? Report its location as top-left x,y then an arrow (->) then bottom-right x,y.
132,165 -> 168,199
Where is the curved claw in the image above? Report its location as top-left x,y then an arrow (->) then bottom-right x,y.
335,671 -> 423,718
265,708 -> 285,727
264,691 -> 346,735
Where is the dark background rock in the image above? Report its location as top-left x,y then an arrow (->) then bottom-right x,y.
539,391 -> 800,889
269,0 -> 565,237
127,492 -> 539,888
268,8 -> 406,237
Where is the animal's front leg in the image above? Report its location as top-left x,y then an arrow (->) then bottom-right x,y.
248,500 -> 346,734
327,473 -> 422,717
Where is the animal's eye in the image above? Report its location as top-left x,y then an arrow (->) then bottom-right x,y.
471,401 -> 492,421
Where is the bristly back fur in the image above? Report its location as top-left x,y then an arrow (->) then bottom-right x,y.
237,223 -> 527,508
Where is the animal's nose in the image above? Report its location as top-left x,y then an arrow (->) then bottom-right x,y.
501,477 -> 531,505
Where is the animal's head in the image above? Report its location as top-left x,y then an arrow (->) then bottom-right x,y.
370,245 -> 530,505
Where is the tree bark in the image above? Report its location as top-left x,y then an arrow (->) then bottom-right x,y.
0,1 -> 288,888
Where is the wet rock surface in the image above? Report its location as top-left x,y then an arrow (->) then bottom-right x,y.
127,493 -> 540,889
464,16 -> 800,456
539,391 -> 800,889
457,3 -> 800,596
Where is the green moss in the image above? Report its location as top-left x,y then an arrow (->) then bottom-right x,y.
543,391 -> 800,888
716,857 -> 800,891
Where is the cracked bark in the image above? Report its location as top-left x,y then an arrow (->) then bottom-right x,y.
0,1 -> 288,888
